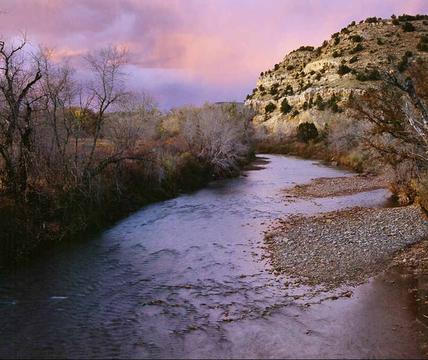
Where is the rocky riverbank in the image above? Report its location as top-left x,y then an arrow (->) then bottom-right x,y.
284,174 -> 387,199
265,174 -> 428,290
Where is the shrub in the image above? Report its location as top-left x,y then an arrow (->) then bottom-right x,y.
392,19 -> 400,25
280,98 -> 292,114
350,43 -> 364,54
332,50 -> 341,58
377,37 -> 385,45
291,109 -> 299,118
270,83 -> 280,95
402,22 -> 415,32
297,46 -> 314,52
351,35 -> 364,42
326,95 -> 340,112
417,35 -> 428,52
315,94 -> 325,110
274,63 -> 280,70
398,52 -> 413,72
334,37 -> 340,45
286,64 -> 294,71
356,68 -> 381,81
417,42 -> 428,52
337,64 -> 352,75
349,55 -> 359,63
285,84 -> 294,95
398,14 -> 428,21
265,102 -> 276,113
301,82 -> 312,91
297,122 -> 318,143
302,101 -> 309,110
365,17 -> 379,24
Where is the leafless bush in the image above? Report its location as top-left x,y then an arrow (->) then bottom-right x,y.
177,103 -> 254,174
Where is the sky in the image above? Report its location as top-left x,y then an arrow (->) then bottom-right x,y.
1,0 -> 428,110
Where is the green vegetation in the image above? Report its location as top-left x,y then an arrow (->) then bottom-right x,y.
297,46 -> 315,52
349,55 -> 359,63
297,122 -> 319,143
280,98 -> 292,114
284,84 -> 294,95
402,22 -> 415,32
417,35 -> 428,52
265,102 -> 276,113
337,64 -> 352,75
355,68 -> 381,81
270,83 -> 280,95
377,37 -> 385,45
365,17 -> 379,23
350,43 -> 364,54
398,14 -> 428,21
350,35 -> 363,42
398,51 -> 413,72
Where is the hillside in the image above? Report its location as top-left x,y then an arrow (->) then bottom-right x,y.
246,14 -> 428,136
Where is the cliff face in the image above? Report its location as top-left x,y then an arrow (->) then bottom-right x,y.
246,15 -> 428,137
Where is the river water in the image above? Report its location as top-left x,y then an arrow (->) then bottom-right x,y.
0,155 -> 426,358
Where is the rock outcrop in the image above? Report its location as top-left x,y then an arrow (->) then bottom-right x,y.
246,15 -> 428,136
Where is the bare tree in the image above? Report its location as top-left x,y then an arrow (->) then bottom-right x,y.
0,38 -> 42,200
179,104 -> 253,175
350,61 -> 428,168
82,45 -> 129,178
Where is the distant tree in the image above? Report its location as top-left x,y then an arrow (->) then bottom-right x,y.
350,35 -> 364,42
337,64 -> 352,75
0,38 -> 42,200
280,98 -> 292,114
402,22 -> 415,32
265,102 -> 276,113
297,122 -> 318,143
350,43 -> 364,54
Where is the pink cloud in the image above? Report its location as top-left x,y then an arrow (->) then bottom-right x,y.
1,0 -> 428,108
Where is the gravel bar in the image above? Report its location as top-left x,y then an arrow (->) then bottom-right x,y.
265,205 -> 428,288
284,174 -> 387,198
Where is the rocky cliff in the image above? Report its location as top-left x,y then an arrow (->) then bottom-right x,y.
246,15 -> 428,136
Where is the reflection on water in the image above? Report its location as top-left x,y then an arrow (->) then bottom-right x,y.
0,155 -> 425,358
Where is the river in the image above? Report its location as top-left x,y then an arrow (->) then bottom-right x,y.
0,155 -> 426,358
